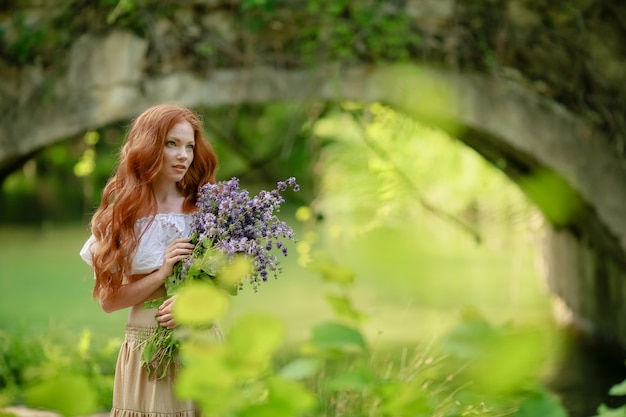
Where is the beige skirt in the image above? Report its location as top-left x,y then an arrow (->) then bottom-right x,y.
111,307 -> 222,417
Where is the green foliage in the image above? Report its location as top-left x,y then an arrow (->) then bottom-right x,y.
4,13 -> 48,64
610,379 -> 626,396
106,0 -> 138,25
0,223 -> 562,417
175,311 -> 311,417
591,369 -> 626,417
25,374 -> 98,417
593,405 -> 626,417
176,281 -> 231,326
313,102 -> 535,242
5,0 -> 421,69
241,0 -> 278,11
1,1 -> 159,65
73,131 -> 99,178
200,103 -> 315,204
0,329 -> 117,414
439,311 -> 549,395
0,330 -> 46,404
517,169 -> 583,227
307,0 -> 420,62
0,131 -> 106,224
310,322 -> 366,354
174,251 -> 567,417
516,388 -> 568,417
240,0 -> 420,63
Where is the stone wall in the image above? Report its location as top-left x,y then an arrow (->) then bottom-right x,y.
544,227 -> 626,347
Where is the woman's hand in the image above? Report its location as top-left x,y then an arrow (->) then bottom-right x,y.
157,294 -> 178,329
159,237 -> 194,280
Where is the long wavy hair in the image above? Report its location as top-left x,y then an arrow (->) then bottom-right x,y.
90,104 -> 218,300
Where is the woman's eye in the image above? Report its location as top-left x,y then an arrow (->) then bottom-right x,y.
166,141 -> 176,147
186,144 -> 195,150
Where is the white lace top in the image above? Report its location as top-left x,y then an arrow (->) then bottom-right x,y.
79,213 -> 193,276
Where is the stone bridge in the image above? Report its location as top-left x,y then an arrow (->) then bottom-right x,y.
1,0 -> 626,346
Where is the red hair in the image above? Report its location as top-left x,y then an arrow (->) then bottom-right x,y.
90,104 -> 218,299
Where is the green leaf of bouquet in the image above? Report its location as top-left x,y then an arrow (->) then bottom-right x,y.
185,263 -> 203,281
141,341 -> 157,363
143,296 -> 167,309
174,281 -> 229,326
278,358 -> 321,380
227,314 -> 284,364
196,246 -> 227,277
311,322 -> 367,353
165,273 -> 183,294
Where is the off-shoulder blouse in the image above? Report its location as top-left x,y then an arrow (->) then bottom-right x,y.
79,213 -> 193,275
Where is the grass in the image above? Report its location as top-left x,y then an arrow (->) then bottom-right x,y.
0,225 -> 127,341
0,217 -> 553,347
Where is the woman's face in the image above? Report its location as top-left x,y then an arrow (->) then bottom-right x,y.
157,120 -> 195,184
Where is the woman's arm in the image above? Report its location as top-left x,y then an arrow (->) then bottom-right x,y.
99,268 -> 167,313
98,237 -> 194,313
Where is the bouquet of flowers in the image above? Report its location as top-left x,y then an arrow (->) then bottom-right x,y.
141,176 -> 299,379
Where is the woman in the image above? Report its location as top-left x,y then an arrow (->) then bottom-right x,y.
80,104 -> 218,417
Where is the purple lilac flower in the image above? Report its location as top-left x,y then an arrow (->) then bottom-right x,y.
185,177 -> 299,290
